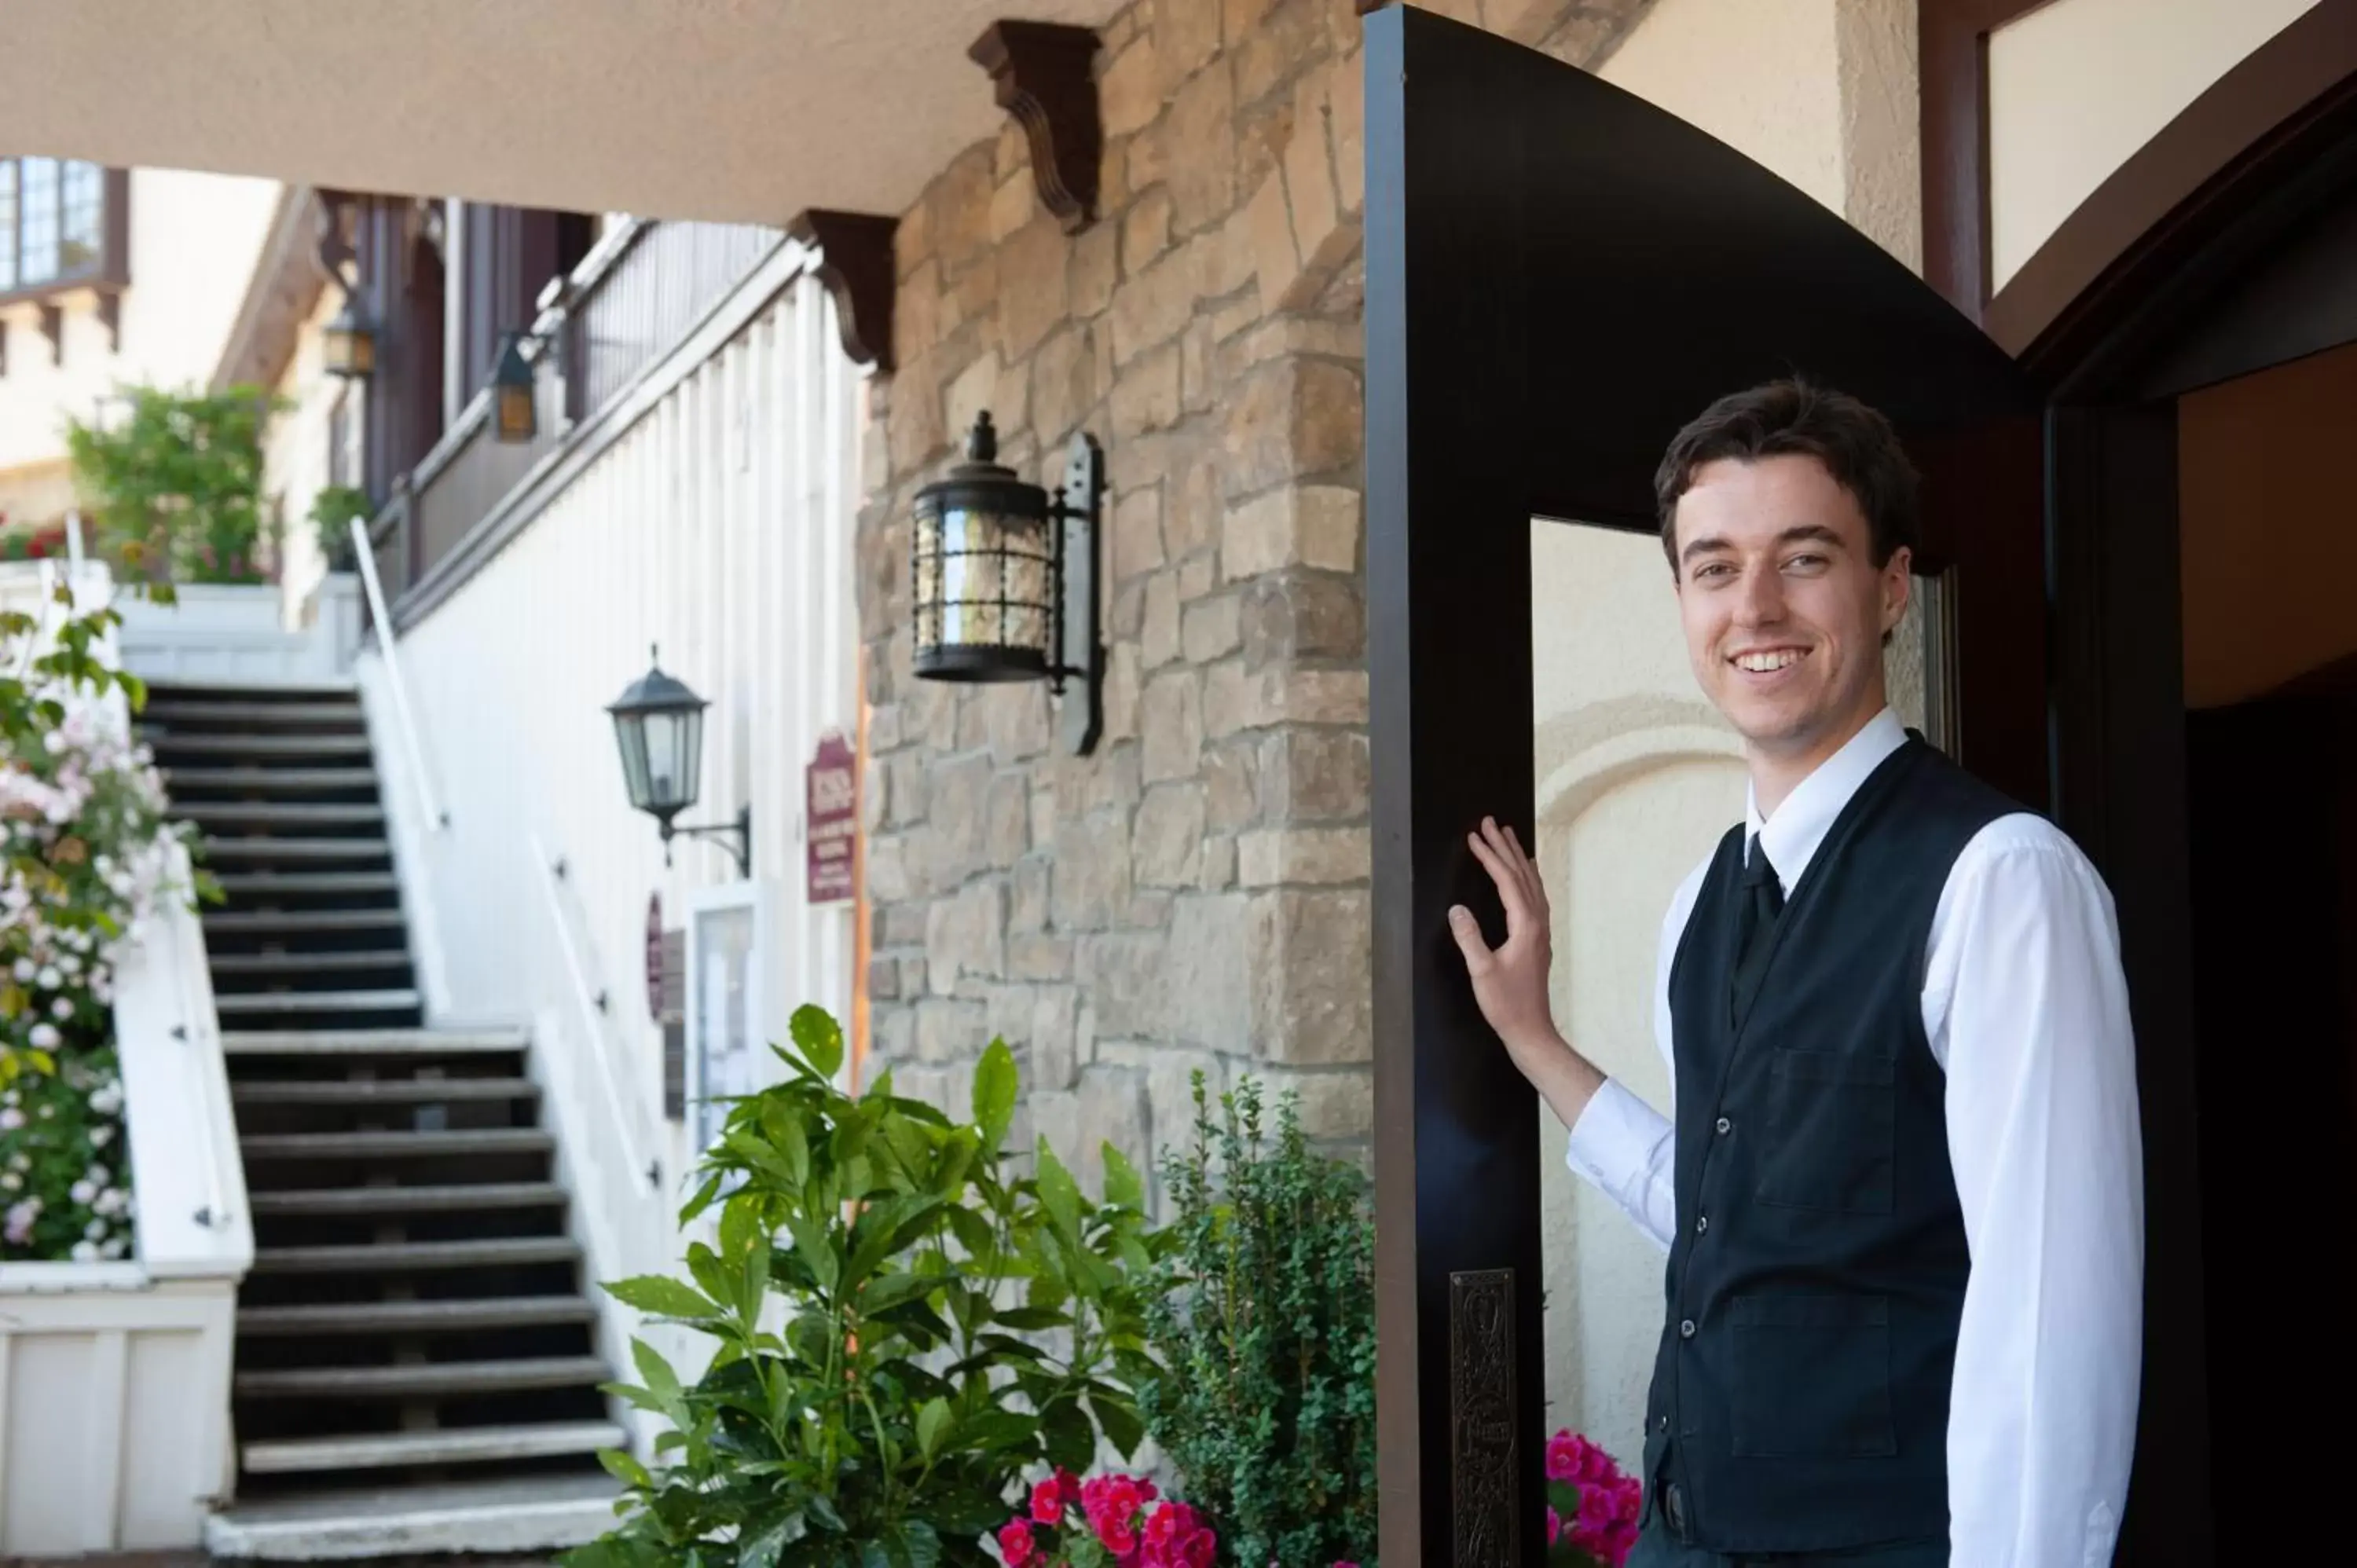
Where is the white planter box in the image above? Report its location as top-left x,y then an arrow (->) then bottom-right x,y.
0,1268 -> 238,1555
115,577 -> 361,686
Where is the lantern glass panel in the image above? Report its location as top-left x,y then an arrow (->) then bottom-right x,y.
497,383 -> 537,443
640,706 -> 702,815
914,504 -> 1053,658
323,322 -> 374,378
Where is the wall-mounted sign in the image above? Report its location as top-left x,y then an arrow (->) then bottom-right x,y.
645,892 -> 665,1020
805,731 -> 857,905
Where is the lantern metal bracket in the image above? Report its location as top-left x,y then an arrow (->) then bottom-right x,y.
1051,431 -> 1105,757
660,802 -> 753,879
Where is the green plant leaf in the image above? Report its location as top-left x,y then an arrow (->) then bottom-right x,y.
1102,1143 -> 1146,1211
790,1005 -> 845,1080
782,1212 -> 841,1293
915,1395 -> 955,1459
603,1276 -> 720,1320
988,1305 -> 1071,1332
1088,1390 -> 1146,1460
596,1448 -> 654,1489
738,1511 -> 809,1568
1034,1139 -> 1083,1240
973,1040 -> 1017,1148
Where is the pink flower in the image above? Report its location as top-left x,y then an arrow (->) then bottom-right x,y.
1142,1502 -> 1198,1555
999,1520 -> 1038,1568
1081,1476 -> 1144,1557
1546,1431 -> 1618,1486
1578,1481 -> 1620,1532
1176,1527 -> 1215,1568
1545,1506 -> 1563,1546
1032,1472 -> 1074,1524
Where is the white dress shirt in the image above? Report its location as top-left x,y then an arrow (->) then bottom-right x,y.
1564,708 -> 2143,1567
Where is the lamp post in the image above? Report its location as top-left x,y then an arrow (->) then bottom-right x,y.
607,647 -> 750,876
910,411 -> 1104,753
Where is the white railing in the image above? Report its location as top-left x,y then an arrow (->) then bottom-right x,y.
350,515 -> 447,832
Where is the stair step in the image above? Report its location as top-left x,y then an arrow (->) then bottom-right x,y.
205,908 -> 405,936
238,1293 -> 597,1336
145,731 -> 375,757
222,1028 -> 529,1056
202,837 -> 394,861
145,700 -> 363,726
248,1181 -> 565,1217
163,764 -> 381,792
233,1076 -> 535,1106
214,870 -> 399,896
236,1354 -> 609,1400
252,1236 -> 581,1273
148,680 -> 358,700
242,1128 -> 553,1159
178,800 -> 386,826
215,987 -> 422,1015
203,1473 -> 622,1561
211,950 -> 414,977
240,1420 -> 625,1475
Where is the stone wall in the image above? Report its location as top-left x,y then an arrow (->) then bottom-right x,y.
856,0 -> 1654,1202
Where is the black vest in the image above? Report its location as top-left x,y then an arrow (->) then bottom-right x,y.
1641,737 -> 2018,1553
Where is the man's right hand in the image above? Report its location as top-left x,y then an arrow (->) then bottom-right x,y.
1449,816 -> 1606,1127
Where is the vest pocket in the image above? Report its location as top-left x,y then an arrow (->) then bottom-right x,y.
1728,1294 -> 1899,1457
1756,1048 -> 1896,1214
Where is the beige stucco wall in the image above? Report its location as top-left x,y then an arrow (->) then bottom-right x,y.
1987,0 -> 2317,289
1600,0 -> 1923,270
0,168 -> 282,489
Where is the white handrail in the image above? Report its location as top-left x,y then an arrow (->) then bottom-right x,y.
350,516 -> 448,831
526,830 -> 662,1196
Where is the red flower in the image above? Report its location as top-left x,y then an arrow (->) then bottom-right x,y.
1142,1501 -> 1198,1555
1546,1506 -> 1562,1546
1031,1478 -> 1066,1524
999,1520 -> 1039,1568
1176,1526 -> 1216,1568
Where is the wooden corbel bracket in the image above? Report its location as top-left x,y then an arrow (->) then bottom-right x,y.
786,210 -> 900,374
968,20 -> 1103,235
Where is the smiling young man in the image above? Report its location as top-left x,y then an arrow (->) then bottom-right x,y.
1450,382 -> 2144,1566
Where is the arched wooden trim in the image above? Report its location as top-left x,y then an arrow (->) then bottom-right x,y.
967,21 -> 1102,235
1917,0 -> 2042,323
786,209 -> 898,373
1989,0 -> 2357,370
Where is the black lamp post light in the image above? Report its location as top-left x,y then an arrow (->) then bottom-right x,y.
321,292 -> 376,379
492,331 -> 539,445
911,411 -> 1105,754
608,647 -> 751,877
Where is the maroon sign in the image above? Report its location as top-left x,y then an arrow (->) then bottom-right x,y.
645,892 -> 665,1020
806,731 -> 858,905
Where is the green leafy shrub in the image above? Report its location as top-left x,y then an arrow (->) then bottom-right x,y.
570,1009 -> 1171,1568
1,1046 -> 132,1260
1146,1076 -> 1378,1568
66,385 -> 285,585
307,485 -> 373,573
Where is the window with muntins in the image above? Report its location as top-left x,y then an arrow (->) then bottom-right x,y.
1,157 -> 119,299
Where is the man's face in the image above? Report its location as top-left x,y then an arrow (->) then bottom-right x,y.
1670,453 -> 1908,760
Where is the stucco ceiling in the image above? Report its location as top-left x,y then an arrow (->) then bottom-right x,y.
0,0 -> 1128,222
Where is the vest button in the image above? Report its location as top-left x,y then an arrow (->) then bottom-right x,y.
1659,1414 -> 1670,1432
1695,1214 -> 1709,1235
1679,1317 -> 1696,1339
1714,1116 -> 1732,1135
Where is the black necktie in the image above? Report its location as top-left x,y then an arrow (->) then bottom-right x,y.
1730,835 -> 1784,1030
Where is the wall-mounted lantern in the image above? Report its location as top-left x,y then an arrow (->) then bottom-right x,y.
321,293 -> 376,379
911,411 -> 1104,754
608,647 -> 751,877
492,331 -> 538,444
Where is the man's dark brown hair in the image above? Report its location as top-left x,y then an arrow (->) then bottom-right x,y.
1654,379 -> 1919,575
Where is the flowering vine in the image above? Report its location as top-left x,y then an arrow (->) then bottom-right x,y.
998,1471 -> 1216,1568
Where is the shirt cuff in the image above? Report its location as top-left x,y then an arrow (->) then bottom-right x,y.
1565,1077 -> 1666,1190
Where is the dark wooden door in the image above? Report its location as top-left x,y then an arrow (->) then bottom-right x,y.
1362,9 -> 2062,1566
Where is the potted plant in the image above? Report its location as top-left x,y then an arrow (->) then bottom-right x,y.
307,485 -> 373,573
568,1012 -> 1170,1568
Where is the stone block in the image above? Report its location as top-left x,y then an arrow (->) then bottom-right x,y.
1222,484 -> 1362,580
1109,244 -> 1202,366
927,751 -> 992,883
1259,726 -> 1370,822
881,902 -> 929,949
984,982 -> 1039,1055
1242,570 -> 1364,667
1180,316 -> 1217,416
1234,0 -> 1324,108
1168,450 -> 1223,558
1237,825 -> 1370,887
991,174 -> 1036,243
945,350 -> 1015,455
1142,570 -> 1182,668
984,683 -> 1053,765
1123,188 -> 1175,275
1101,38 -> 1165,139
1010,933 -> 1076,982
1054,812 -> 1136,929
1103,639 -> 1142,743
1248,886 -> 1373,1064
1141,668 -> 1205,782
933,147 -> 998,273
996,118 -> 1032,182
1068,742 -> 1145,815
1012,855 -> 1050,932
1030,786 -> 1059,859
1222,361 -> 1365,496
985,769 -> 1030,866
1182,594 -> 1244,663
896,199 -> 933,280
1165,60 -> 1239,237
1157,0 -> 1225,83
896,261 -> 942,374
1028,985 -> 1083,1091
1202,658 -> 1255,741
1076,932 -> 1167,1036
900,957 -> 929,998
885,752 -> 929,827
999,218 -> 1072,364
1127,888 -> 1174,930
1112,577 -> 1147,642
1331,48 -> 1365,214
916,997 -> 989,1064
888,352 -> 947,474
867,955 -> 901,1002
1203,738 -> 1260,828
1109,342 -> 1183,438
874,1006 -> 916,1064
1200,833 -> 1238,891
1244,171 -> 1300,321
1224,0 -> 1280,43
1159,892 -> 1252,1047
925,879 -> 1007,995
1113,484 -> 1167,581
868,833 -> 913,902
1072,222 -> 1120,318
1257,666 -> 1370,727
1031,1090 -> 1083,1173
1179,553 -> 1218,601
1077,1069 -> 1153,1199
1282,67 -> 1341,284
1135,782 -> 1208,888
1259,1065 -> 1374,1140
